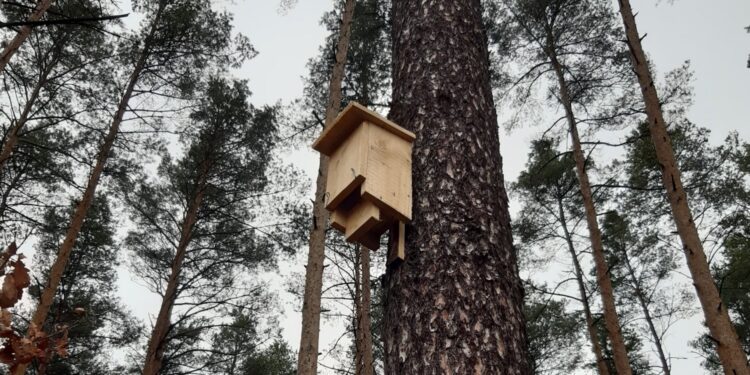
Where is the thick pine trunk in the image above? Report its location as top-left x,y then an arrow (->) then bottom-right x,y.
355,247 -> 374,375
548,51 -> 633,375
621,248 -> 670,375
297,0 -> 355,373
141,165 -> 208,375
384,1 -> 529,373
12,4 -> 163,374
557,199 -> 610,375
617,1 -> 750,374
0,0 -> 55,72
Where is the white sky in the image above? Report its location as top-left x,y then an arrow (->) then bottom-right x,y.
108,0 -> 750,373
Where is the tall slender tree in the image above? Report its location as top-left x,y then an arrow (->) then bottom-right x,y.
616,2 -> 750,373
383,0 -> 529,372
14,2 -> 252,373
297,0 -> 356,373
121,77 -> 289,375
0,0 -> 55,72
513,138 -> 610,375
492,1 -> 636,372
26,195 -> 139,374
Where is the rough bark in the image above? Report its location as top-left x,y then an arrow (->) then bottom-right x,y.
355,247 -> 374,375
548,47 -> 633,375
0,0 -> 55,72
297,0 -> 356,373
620,246 -> 670,375
617,1 -> 750,374
141,162 -> 209,375
11,3 -> 163,374
384,1 -> 529,373
557,199 -> 610,375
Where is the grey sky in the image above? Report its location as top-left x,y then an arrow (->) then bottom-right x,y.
111,0 -> 750,373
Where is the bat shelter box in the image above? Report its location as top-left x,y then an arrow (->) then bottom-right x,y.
312,102 -> 414,263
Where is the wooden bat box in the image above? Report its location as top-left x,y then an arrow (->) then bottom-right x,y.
312,102 -> 414,256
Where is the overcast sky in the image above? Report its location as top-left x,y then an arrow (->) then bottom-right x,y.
113,0 -> 750,373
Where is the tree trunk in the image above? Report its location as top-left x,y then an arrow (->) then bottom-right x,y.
354,245 -> 363,373
383,1 -> 529,373
620,246 -> 670,375
141,163 -> 209,375
11,3 -> 164,374
0,0 -> 55,72
548,45 -> 633,375
617,1 -> 750,374
297,0 -> 355,373
557,199 -> 610,375
0,61 -> 54,172
356,247 -> 373,375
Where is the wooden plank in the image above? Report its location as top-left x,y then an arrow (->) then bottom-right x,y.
325,123 -> 369,211
344,199 -> 382,244
387,221 -> 406,265
330,210 -> 347,233
361,123 -> 412,221
312,102 -> 415,156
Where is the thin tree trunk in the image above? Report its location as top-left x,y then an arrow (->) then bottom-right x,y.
0,0 -> 55,72
0,61 -> 54,172
617,1 -> 750,374
297,0 -> 355,373
142,162 -> 209,375
620,246 -> 670,375
557,199 -> 610,375
547,44 -> 633,375
384,0 -> 529,373
354,245 -> 363,373
356,247 -> 373,375
11,3 -> 164,374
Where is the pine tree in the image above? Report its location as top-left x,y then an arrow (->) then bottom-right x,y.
297,0 -> 356,373
120,77 -> 290,374
491,1 -> 637,372
0,0 -> 55,72
26,195 -> 139,374
383,0 -> 529,372
16,2 -> 251,373
513,138 -> 610,374
616,2 -> 750,372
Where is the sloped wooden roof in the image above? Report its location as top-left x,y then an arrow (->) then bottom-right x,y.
312,102 -> 415,156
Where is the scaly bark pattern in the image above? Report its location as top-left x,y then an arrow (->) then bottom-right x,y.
384,1 -> 529,373
617,1 -> 750,374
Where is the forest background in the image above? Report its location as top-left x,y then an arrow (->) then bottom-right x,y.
0,0 -> 748,374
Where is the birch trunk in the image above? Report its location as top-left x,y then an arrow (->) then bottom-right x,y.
12,3 -> 164,374
297,0 -> 355,373
0,0 -> 55,72
141,163 -> 209,375
548,46 -> 633,375
617,1 -> 749,374
557,199 -> 610,375
384,0 -> 529,373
